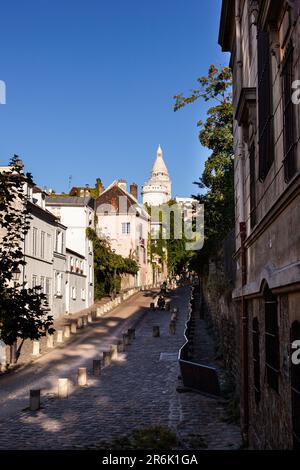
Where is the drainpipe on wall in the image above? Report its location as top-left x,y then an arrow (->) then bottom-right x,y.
240,221 -> 249,445
235,0 -> 249,446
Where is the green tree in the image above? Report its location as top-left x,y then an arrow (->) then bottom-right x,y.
165,200 -> 192,275
86,228 -> 139,299
174,65 -> 234,272
0,157 -> 54,362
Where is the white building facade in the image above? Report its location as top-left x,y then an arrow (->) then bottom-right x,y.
46,196 -> 95,310
65,248 -> 87,314
24,187 -> 68,320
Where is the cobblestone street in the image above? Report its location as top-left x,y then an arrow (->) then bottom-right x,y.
0,287 -> 242,450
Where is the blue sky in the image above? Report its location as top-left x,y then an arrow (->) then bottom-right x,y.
0,0 -> 227,200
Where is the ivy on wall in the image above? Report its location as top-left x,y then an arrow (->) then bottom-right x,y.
86,228 -> 139,299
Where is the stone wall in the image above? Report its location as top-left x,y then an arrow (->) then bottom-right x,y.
247,294 -> 294,449
202,272 -> 240,390
120,273 -> 137,291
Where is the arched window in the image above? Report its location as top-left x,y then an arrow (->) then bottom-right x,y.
252,317 -> 261,405
264,286 -> 279,392
291,321 -> 300,449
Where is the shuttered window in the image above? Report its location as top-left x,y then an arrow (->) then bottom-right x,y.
249,143 -> 256,228
282,42 -> 296,182
264,287 -> 279,392
258,30 -> 274,180
291,321 -> 300,449
252,317 -> 261,405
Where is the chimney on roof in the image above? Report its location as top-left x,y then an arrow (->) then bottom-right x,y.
130,183 -> 138,200
117,179 -> 127,192
96,178 -> 104,196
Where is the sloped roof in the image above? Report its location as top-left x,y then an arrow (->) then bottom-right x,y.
46,196 -> 95,209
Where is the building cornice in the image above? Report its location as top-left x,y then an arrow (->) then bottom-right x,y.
218,0 -> 235,52
66,247 -> 85,259
53,251 -> 67,260
24,254 -> 53,265
233,261 -> 300,299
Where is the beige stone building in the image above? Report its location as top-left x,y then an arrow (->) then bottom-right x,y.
219,0 -> 300,449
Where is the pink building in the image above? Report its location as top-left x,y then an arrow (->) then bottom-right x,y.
95,180 -> 150,287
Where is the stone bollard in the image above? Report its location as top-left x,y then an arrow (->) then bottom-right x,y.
117,340 -> 124,353
110,345 -> 118,360
77,317 -> 83,329
103,351 -> 112,367
58,378 -> 69,398
83,315 -> 88,327
169,321 -> 176,335
47,334 -> 54,349
71,322 -> 77,334
29,389 -> 40,411
57,330 -> 64,343
123,333 -> 129,347
64,325 -> 71,339
77,367 -> 87,387
128,328 -> 136,341
150,302 -> 155,310
88,313 -> 93,323
93,359 -> 101,376
153,325 -> 160,338
32,340 -> 40,356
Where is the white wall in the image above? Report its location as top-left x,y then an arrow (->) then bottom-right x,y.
46,202 -> 95,308
66,252 -> 87,314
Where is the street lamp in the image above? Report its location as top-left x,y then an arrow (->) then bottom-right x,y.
12,267 -> 21,285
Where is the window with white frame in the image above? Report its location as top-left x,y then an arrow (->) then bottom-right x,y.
72,286 -> 76,300
55,230 -> 64,253
75,258 -> 79,273
32,275 -> 37,289
61,232 -> 64,253
80,260 -> 84,274
81,288 -> 86,300
55,272 -> 62,296
47,233 -> 52,260
45,278 -> 51,302
40,276 -> 45,294
32,228 -> 38,256
70,256 -> 74,271
121,222 -> 130,234
41,231 -> 45,259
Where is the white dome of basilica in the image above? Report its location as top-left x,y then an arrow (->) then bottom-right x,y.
142,145 -> 171,207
